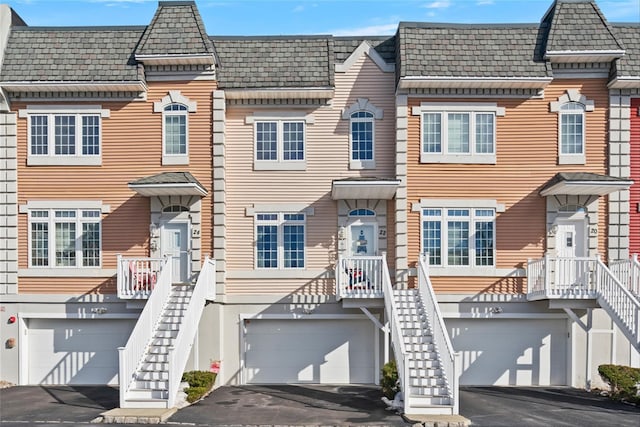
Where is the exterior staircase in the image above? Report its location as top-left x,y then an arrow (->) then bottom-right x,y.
394,289 -> 453,410
119,256 -> 216,409
125,285 -> 193,407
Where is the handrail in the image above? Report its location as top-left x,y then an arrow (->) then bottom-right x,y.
117,255 -> 163,299
610,254 -> 640,297
118,257 -> 171,408
167,256 -> 216,407
594,258 -> 640,350
417,254 -> 458,414
527,256 -> 596,299
380,256 -> 410,412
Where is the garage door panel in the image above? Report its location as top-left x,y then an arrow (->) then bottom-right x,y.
28,319 -> 135,385
446,319 -> 567,386
245,319 -> 375,384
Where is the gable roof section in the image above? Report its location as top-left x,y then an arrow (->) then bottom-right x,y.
542,0 -> 624,62
334,37 -> 396,64
0,26 -> 146,92
211,36 -> 334,95
134,0 -> 216,65
609,24 -> 640,88
397,23 -> 551,89
335,40 -> 395,73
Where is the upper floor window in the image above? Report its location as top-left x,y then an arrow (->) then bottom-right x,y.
550,89 -> 594,165
255,212 -> 306,269
20,106 -> 109,166
343,99 -> 383,170
153,90 -> 197,166
422,207 -> 495,268
246,112 -> 314,171
413,103 -> 504,164
29,208 -> 101,268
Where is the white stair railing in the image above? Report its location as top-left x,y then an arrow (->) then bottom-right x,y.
610,254 -> 640,297
380,256 -> 410,412
594,257 -> 640,351
167,257 -> 216,407
417,254 -> 459,414
337,256 -> 383,298
116,255 -> 163,299
118,258 -> 172,408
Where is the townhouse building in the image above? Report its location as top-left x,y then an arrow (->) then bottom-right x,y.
0,0 -> 638,416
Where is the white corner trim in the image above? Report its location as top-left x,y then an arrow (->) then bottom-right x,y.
342,98 -> 383,120
153,90 -> 197,113
549,90 -> 595,112
245,203 -> 315,216
335,41 -> 395,74
19,105 -> 110,118
245,111 -> 315,124
412,198 -> 505,213
412,102 -> 506,116
19,200 -> 110,214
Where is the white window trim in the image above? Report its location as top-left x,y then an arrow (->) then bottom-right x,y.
251,118 -> 308,171
343,99 -> 382,171
254,212 -> 307,270
246,204 -> 314,217
413,102 -> 505,165
154,91 -> 196,166
26,207 -> 103,270
550,90 -> 594,166
415,199 -> 501,276
20,105 -> 109,167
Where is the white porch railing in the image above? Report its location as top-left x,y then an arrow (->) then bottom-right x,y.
119,257 -> 172,408
417,255 -> 459,414
117,254 -> 164,299
381,256 -> 410,412
594,257 -> 640,351
336,256 -> 384,298
527,256 -> 598,299
609,254 -> 640,297
167,256 -> 216,407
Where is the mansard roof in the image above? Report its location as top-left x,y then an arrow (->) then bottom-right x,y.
542,0 -> 624,55
397,23 -> 550,79
0,26 -> 144,82
135,0 -> 215,63
612,24 -> 640,78
210,36 -> 334,89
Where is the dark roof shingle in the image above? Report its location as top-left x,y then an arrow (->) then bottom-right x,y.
210,36 -> 334,89
333,37 -> 396,64
612,24 -> 640,77
398,23 -> 550,78
0,26 -> 144,82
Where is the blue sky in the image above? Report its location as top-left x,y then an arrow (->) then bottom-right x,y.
5,0 -> 639,35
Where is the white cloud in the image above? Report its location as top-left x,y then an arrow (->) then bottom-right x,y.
423,1 -> 451,9
477,0 -> 494,5
293,5 -> 305,13
331,23 -> 398,37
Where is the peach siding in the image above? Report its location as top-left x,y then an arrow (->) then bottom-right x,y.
225,54 -> 396,294
16,80 -> 216,294
406,79 -> 610,294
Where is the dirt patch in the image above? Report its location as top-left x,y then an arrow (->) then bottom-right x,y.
0,380 -> 14,389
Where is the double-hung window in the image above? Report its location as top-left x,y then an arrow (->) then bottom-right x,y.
29,208 -> 102,268
415,103 -> 504,164
559,102 -> 585,161
422,208 -> 495,268
254,120 -> 306,170
350,111 -> 374,166
163,103 -> 188,159
22,106 -> 108,166
256,213 -> 305,269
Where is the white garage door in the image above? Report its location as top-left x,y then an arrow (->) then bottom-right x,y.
244,319 -> 376,384
446,319 -> 567,386
27,318 -> 135,385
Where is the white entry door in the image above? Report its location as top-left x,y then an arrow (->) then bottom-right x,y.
162,222 -> 189,283
555,220 -> 587,286
348,221 -> 377,256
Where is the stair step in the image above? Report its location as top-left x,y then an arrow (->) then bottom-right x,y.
159,317 -> 182,324
150,337 -> 175,346
163,309 -> 186,317
144,353 -> 169,363
166,302 -> 190,310
405,345 -> 437,355
407,358 -> 440,369
127,388 -> 168,400
157,323 -> 181,331
410,376 -> 445,387
140,362 -> 168,371
154,330 -> 179,339
135,379 -> 168,389
409,386 -> 449,396
410,368 -> 443,377
402,328 -> 432,337
136,370 -> 169,381
403,336 -> 434,346
398,321 -> 425,329
396,308 -> 423,315
147,345 -> 170,355
408,396 -> 453,408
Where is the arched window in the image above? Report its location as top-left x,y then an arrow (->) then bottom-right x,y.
559,102 -> 585,157
558,204 -> 586,214
350,111 -> 374,162
348,208 -> 376,217
163,103 -> 188,157
162,205 -> 188,213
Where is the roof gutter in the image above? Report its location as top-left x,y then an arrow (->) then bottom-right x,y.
398,76 -> 552,90
545,50 -> 625,63
608,76 -> 640,89
224,87 -> 335,100
134,53 -> 215,65
0,81 -> 148,93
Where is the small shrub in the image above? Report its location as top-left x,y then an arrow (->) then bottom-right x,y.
598,364 -> 640,404
182,370 -> 217,403
381,360 -> 400,399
